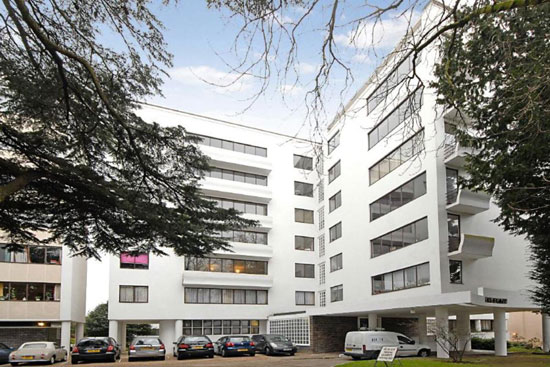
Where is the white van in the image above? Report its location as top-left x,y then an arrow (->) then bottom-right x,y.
344,331 -> 431,360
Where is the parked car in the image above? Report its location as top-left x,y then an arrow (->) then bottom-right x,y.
71,337 -> 120,364
0,343 -> 15,364
214,336 -> 255,357
344,331 -> 431,360
251,334 -> 297,356
128,336 -> 165,361
8,341 -> 66,366
172,335 -> 214,360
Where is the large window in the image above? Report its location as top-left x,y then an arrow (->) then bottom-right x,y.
319,262 -> 325,285
295,236 -> 314,251
330,253 -> 343,272
446,168 -> 459,205
330,284 -> 343,302
204,168 -> 267,186
328,161 -> 341,183
450,260 -> 462,284
184,288 -> 267,304
295,291 -> 315,306
185,257 -> 267,275
328,131 -> 340,154
295,208 -> 314,224
368,87 -> 423,149
119,285 -> 148,303
318,234 -> 325,257
370,172 -> 426,221
372,262 -> 430,294
120,253 -> 149,269
268,317 -> 310,346
371,217 -> 428,258
318,207 -> 325,229
0,282 -> 61,301
0,246 -> 62,265
294,181 -> 314,197
329,191 -> 342,213
369,130 -> 424,185
206,197 -> 267,216
295,263 -> 315,278
193,134 -> 267,157
182,319 -> 260,336
319,290 -> 326,307
447,214 -> 461,252
218,230 -> 268,245
294,155 -> 313,170
329,222 -> 342,242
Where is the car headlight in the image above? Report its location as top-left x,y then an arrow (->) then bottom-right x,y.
270,343 -> 278,348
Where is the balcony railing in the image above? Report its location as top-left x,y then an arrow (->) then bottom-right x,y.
444,143 -> 457,159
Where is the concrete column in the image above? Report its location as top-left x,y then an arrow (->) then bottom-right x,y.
368,314 -> 378,330
542,313 -> 550,353
109,320 -> 119,342
60,321 -> 71,354
175,320 -> 183,339
456,312 -> 471,352
494,311 -> 507,356
435,307 -> 449,358
75,323 -> 84,343
418,315 -> 429,345
120,322 -> 127,352
159,320 -> 176,347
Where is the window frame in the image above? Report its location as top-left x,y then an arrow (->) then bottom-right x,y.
329,222 -> 342,242
295,263 -> 315,278
118,285 -> 149,303
328,131 -> 341,155
294,181 -> 314,197
295,236 -> 314,251
295,291 -> 315,306
293,154 -> 313,171
330,253 -> 343,272
294,208 -> 315,224
329,191 -> 342,213
328,160 -> 341,184
330,284 -> 343,302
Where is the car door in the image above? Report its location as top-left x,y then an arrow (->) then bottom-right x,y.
214,338 -> 223,354
0,343 -> 11,363
53,343 -> 61,360
397,335 -> 416,356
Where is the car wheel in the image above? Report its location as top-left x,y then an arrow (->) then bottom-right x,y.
352,356 -> 362,360
110,354 -> 116,363
418,349 -> 430,357
159,356 -> 165,361
249,352 -> 255,357
265,346 -> 273,356
10,363 -> 19,366
221,348 -> 228,357
177,353 -> 184,360
63,353 -> 67,361
290,352 -> 295,356
50,356 -> 56,364
208,353 -> 214,358
71,357 -> 78,364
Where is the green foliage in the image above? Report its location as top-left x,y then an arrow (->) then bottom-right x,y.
433,2 -> 550,312
336,359 -> 488,367
470,337 -> 511,351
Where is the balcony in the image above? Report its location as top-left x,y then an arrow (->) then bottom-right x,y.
200,145 -> 272,174
213,241 -> 273,260
201,177 -> 271,203
0,301 -> 60,320
448,234 -> 495,260
182,271 -> 273,289
446,188 -> 490,215
241,213 -> 273,230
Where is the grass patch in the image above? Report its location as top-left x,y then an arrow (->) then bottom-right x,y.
336,358 -> 488,367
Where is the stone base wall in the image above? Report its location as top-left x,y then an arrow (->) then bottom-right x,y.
0,327 -> 60,348
310,316 -> 357,353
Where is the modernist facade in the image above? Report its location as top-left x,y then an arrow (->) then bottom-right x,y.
0,232 -> 87,351
108,2 -> 550,358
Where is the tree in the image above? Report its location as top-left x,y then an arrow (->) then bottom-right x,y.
0,0 -> 254,258
432,3 -> 550,311
430,324 -> 471,362
85,303 -> 154,343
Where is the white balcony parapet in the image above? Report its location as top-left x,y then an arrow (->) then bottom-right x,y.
444,143 -> 476,168
201,177 -> 271,203
213,241 -> 273,260
448,233 -> 495,260
182,271 -> 273,289
446,188 -> 490,215
200,145 -> 272,174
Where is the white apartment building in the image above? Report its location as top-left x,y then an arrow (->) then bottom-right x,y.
0,232 -> 87,351
108,1 -> 550,358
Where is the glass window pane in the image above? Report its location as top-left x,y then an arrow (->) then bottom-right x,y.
28,283 -> 44,301
29,247 -> 45,264
46,248 -> 62,265
404,267 -> 417,288
210,288 -> 222,303
417,263 -> 430,285
393,270 -> 405,290
223,289 -> 233,304
415,218 -> 429,242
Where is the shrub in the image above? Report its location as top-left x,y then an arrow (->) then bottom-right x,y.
471,337 -> 511,350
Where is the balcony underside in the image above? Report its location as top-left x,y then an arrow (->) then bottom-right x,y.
447,189 -> 490,215
449,234 -> 495,260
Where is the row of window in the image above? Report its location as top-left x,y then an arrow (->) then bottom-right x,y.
0,282 -> 61,302
184,257 -> 268,275
206,197 -> 268,216
371,217 -> 429,258
216,230 -> 268,245
368,87 -> 423,149
193,134 -> 267,157
372,262 -> 430,294
370,172 -> 427,221
0,246 -> 62,265
369,130 -> 424,184
205,167 -> 268,186
182,320 -> 260,336
293,155 -> 313,170
184,288 -> 267,305
295,236 -> 314,251
295,208 -> 314,224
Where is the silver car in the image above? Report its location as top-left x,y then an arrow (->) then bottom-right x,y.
128,336 -> 165,361
9,342 -> 67,365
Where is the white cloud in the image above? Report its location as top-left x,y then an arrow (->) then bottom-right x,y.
296,62 -> 318,75
170,65 -> 255,93
351,54 -> 373,64
281,83 -> 305,97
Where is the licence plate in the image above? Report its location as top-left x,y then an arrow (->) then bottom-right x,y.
141,347 -> 154,350
22,356 -> 34,360
284,348 -> 291,351
345,348 -> 352,352
237,348 -> 248,352
87,349 -> 100,353
192,346 -> 203,349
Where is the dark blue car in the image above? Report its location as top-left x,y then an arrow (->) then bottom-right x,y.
214,336 -> 255,357
0,343 -> 15,364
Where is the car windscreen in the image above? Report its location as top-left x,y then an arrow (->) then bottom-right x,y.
229,337 -> 250,342
78,339 -> 108,348
135,338 -> 161,345
266,335 -> 290,343
183,337 -> 209,343
21,343 -> 47,349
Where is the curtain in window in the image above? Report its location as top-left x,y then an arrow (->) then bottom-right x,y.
120,286 -> 134,302
134,286 -> 148,302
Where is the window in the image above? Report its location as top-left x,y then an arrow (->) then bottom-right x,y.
368,87 -> 423,149
450,260 -> 462,284
319,290 -> 326,307
371,217 -> 428,257
204,168 -> 267,186
329,191 -> 342,213
370,172 -> 426,221
0,246 -> 62,265
185,257 -> 267,275
193,134 -> 267,157
330,253 -> 343,272
319,263 -> 325,285
446,168 -> 459,205
330,284 -> 343,302
182,319 -> 259,336
0,282 -> 60,302
318,234 -> 325,257
328,161 -> 341,183
480,320 -> 493,332
295,236 -> 314,251
295,291 -> 315,305
318,207 -> 325,229
294,181 -> 314,197
369,130 -> 424,184
328,131 -> 340,154
206,197 -> 267,216
329,222 -> 342,242
119,286 -> 148,303
120,253 -> 149,269
447,214 -> 461,252
294,155 -> 313,170
295,263 -> 315,278
372,262 -> 430,294
295,209 -> 314,224
268,317 -> 310,346
185,288 -> 267,304
218,230 -> 268,245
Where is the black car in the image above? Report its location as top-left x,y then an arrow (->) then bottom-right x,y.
252,334 -> 297,356
0,343 -> 15,364
173,336 -> 214,360
214,336 -> 255,357
71,337 -> 121,364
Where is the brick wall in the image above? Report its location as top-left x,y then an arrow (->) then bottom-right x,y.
381,317 -> 418,337
310,316 -> 357,353
0,328 -> 60,348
